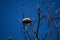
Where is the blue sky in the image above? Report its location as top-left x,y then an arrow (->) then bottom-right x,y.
0,0 -> 60,40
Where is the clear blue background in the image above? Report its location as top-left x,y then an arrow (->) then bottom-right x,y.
0,0 -> 60,40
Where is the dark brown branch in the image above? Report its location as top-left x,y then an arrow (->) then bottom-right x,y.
36,7 -> 40,40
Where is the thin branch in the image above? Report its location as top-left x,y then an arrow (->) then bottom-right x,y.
25,29 -> 33,40
36,6 -> 40,40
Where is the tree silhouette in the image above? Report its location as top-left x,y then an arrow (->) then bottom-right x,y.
19,0 -> 60,40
